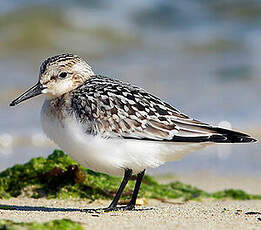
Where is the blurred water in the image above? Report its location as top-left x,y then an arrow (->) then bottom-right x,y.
0,0 -> 260,174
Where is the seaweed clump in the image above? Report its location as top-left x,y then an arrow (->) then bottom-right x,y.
0,150 -> 260,201
0,219 -> 83,230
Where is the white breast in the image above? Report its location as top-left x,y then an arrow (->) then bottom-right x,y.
41,100 -> 209,176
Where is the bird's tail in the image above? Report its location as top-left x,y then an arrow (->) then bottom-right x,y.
206,127 -> 257,143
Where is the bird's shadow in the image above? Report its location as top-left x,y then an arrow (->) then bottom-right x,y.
0,204 -> 81,212
0,204 -> 154,213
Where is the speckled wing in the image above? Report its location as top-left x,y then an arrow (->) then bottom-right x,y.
70,75 -> 254,143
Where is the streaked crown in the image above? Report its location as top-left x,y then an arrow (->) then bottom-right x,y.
40,53 -> 77,75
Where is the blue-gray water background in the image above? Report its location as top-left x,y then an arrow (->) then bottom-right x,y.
0,0 -> 260,176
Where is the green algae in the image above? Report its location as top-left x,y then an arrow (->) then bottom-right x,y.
0,219 -> 84,230
212,189 -> 261,200
0,150 -> 260,201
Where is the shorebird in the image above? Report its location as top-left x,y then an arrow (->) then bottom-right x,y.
10,54 -> 257,211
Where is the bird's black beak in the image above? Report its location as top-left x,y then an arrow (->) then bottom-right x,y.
10,82 -> 45,106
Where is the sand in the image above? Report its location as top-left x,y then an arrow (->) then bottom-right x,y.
0,198 -> 261,230
1,174 -> 260,229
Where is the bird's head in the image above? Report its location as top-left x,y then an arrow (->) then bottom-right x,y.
10,54 -> 94,106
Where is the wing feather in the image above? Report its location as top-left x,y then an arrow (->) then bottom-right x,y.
71,76 -> 256,143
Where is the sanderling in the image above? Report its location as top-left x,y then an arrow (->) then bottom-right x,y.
10,54 -> 257,211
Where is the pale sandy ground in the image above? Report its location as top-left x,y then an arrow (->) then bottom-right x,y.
0,174 -> 261,230
0,198 -> 261,230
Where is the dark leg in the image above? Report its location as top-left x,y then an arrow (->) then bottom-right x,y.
124,170 -> 145,210
103,169 -> 132,212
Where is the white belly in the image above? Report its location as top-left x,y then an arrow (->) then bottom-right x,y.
41,102 -> 209,176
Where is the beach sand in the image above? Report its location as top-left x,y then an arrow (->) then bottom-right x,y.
0,174 -> 261,230
0,198 -> 261,230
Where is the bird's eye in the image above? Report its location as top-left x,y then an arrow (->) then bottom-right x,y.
59,72 -> 68,78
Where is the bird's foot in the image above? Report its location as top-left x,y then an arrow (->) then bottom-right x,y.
82,204 -> 136,213
81,208 -> 104,213
103,204 -> 135,212
82,205 -> 153,213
